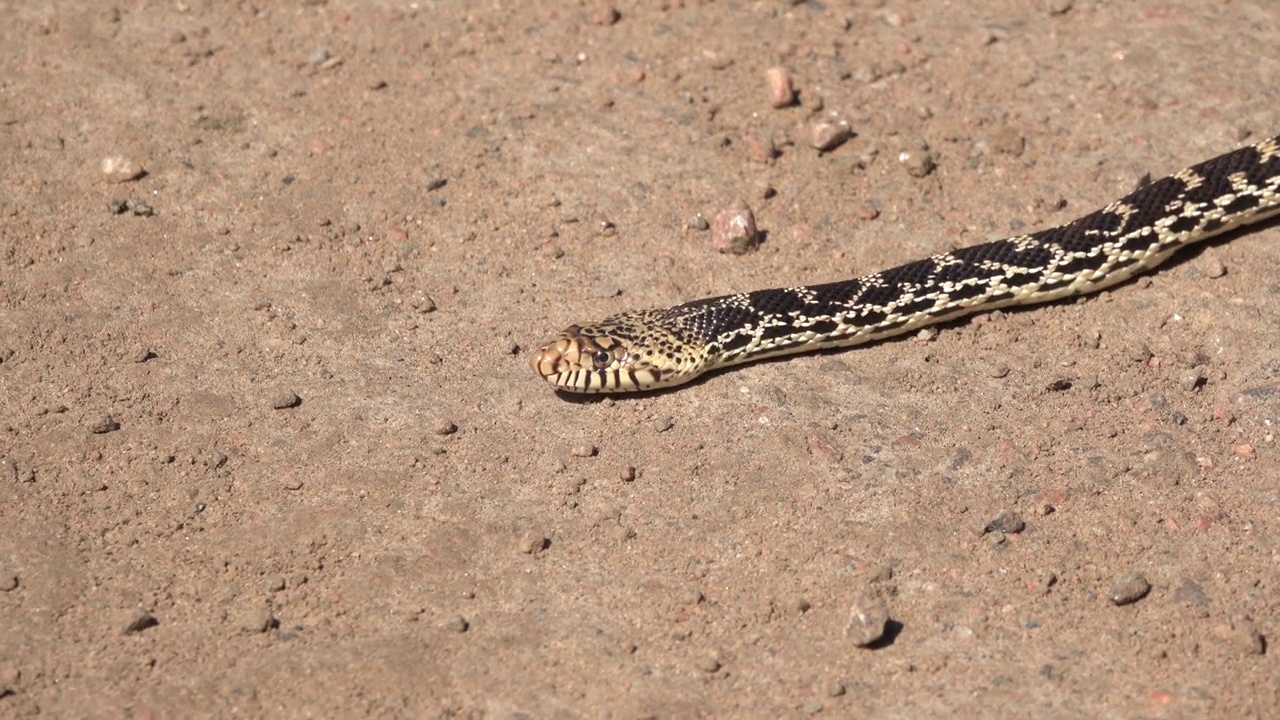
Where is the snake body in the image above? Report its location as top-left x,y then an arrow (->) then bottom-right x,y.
532,135 -> 1280,393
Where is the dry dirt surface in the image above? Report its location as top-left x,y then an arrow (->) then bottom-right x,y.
2,1 -> 1279,718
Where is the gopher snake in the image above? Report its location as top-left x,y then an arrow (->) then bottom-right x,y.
532,135 -> 1280,393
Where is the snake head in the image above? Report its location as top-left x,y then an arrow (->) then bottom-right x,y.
530,319 -> 680,393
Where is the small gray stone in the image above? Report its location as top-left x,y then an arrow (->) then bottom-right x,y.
88,414 -> 120,434
1108,572 -> 1152,605
411,292 -> 437,313
127,199 -> 154,217
590,2 -> 621,26
444,614 -> 469,633
811,120 -> 853,151
238,607 -> 279,633
0,457 -> 17,484
985,510 -> 1025,534
518,530 -> 548,555
844,592 -> 889,647
269,391 -> 301,409
1219,616 -> 1265,655
898,139 -> 936,178
124,612 -> 159,634
1172,578 -> 1210,610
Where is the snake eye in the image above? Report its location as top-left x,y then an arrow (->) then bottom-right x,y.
592,349 -> 613,367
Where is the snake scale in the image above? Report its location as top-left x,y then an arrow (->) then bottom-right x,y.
532,135 -> 1280,393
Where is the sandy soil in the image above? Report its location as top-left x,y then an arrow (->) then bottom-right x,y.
2,1 -> 1279,717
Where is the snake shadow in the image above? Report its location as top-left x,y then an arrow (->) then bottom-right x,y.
553,211 -> 1280,403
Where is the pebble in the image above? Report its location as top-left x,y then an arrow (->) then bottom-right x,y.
571,444 -> 597,458
518,530 -> 548,554
269,391 -> 301,409
0,567 -> 17,591
1108,572 -> 1151,605
100,155 -> 146,182
1045,0 -> 1073,15
985,510 -> 1025,534
844,592 -> 889,647
766,66 -> 796,108
689,213 -> 710,231
411,292 -> 437,313
653,417 -> 674,433
712,204 -> 761,255
742,132 -> 779,164
127,345 -> 155,363
989,126 -> 1025,156
898,140 -> 936,178
88,414 -> 120,434
1197,253 -> 1227,279
238,607 -> 278,633
826,681 -> 846,697
433,418 -> 458,436
124,612 -> 159,634
1172,578 -> 1210,611
853,201 -> 880,220
1181,368 -> 1206,392
125,198 -> 155,217
619,465 -> 636,482
868,564 -> 894,583
590,2 -> 620,26
696,652 -> 722,673
1216,616 -> 1265,655
444,614 -> 469,633
811,120 -> 852,151
987,363 -> 1011,378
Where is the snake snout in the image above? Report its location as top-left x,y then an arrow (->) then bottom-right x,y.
529,339 -> 570,380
